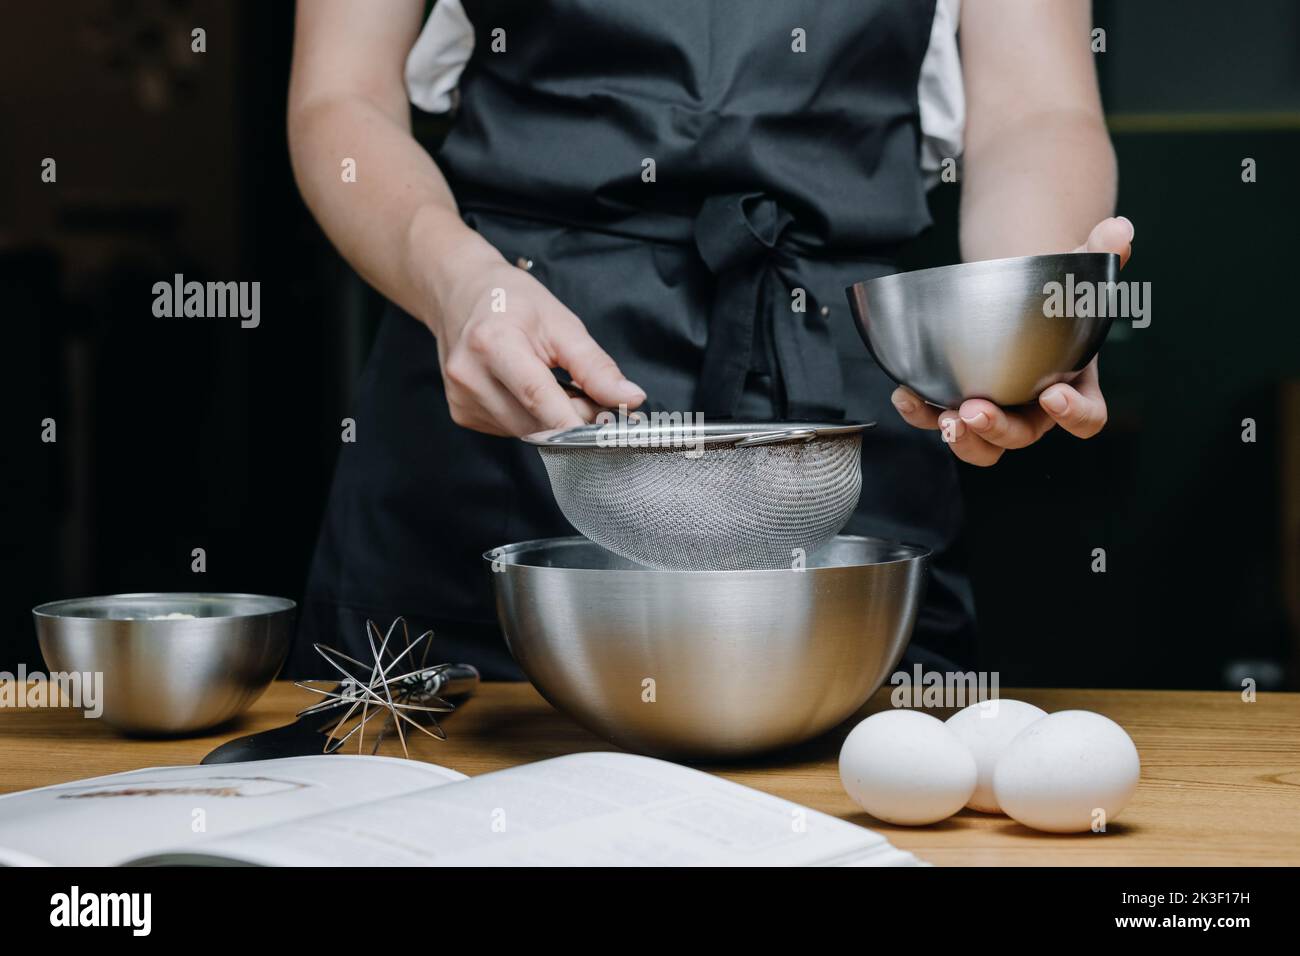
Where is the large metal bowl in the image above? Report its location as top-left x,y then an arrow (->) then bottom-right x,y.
846,252 -> 1119,408
486,536 -> 927,759
33,593 -> 295,735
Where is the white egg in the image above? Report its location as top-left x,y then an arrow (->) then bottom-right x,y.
945,699 -> 1047,813
992,710 -> 1141,833
838,710 -> 977,826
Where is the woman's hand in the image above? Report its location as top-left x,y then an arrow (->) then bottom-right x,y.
890,216 -> 1133,467
288,0 -> 643,439
430,257 -> 646,437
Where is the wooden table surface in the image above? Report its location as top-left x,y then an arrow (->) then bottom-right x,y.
2,681 -> 1297,866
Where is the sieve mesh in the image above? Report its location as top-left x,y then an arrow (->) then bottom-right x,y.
536,434 -> 863,570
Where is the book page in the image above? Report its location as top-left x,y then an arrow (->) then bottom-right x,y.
151,752 -> 919,867
0,755 -> 465,866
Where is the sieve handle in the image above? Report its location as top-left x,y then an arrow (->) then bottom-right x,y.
553,370 -> 671,416
732,428 -> 819,448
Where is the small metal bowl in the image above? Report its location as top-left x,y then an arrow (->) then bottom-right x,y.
33,593 -> 295,736
846,252 -> 1120,408
487,536 -> 928,759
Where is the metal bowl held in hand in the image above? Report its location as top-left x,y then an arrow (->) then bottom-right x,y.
524,421 -> 868,571
33,593 -> 295,735
846,252 -> 1120,408
487,536 -> 928,759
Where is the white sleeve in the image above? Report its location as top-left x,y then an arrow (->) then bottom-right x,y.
917,0 -> 965,187
405,0 -> 476,114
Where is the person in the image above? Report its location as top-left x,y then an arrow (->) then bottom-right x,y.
285,0 -> 1132,678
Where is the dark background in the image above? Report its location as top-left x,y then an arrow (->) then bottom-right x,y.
3,0 -> 1298,690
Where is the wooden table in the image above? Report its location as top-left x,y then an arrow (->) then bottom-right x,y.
2,682 -> 1297,866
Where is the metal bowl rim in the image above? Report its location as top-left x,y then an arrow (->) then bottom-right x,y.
32,592 -> 298,621
845,251 -> 1120,297
484,534 -> 930,573
522,420 -> 870,448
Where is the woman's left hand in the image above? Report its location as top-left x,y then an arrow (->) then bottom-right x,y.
890,216 -> 1134,466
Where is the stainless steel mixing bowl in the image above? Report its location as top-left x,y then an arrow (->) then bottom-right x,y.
33,593 -> 295,735
487,536 -> 928,759
846,252 -> 1120,408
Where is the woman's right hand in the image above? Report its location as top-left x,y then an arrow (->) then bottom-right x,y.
289,1 -> 642,438
428,256 -> 646,437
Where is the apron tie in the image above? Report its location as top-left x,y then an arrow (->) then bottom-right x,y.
692,192 -> 845,420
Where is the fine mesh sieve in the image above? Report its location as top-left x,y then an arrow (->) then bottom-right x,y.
524,421 -> 869,571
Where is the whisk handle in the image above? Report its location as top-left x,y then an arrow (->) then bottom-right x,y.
430,663 -> 481,699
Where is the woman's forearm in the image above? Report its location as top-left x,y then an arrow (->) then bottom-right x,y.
959,109 -> 1117,262
957,0 -> 1116,263
287,91 -> 500,332
287,0 -> 641,437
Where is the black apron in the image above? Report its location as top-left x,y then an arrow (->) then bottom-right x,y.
289,0 -> 975,679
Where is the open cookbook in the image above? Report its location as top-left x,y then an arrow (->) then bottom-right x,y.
0,752 -> 922,866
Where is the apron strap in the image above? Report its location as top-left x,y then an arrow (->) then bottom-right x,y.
692,193 -> 845,420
